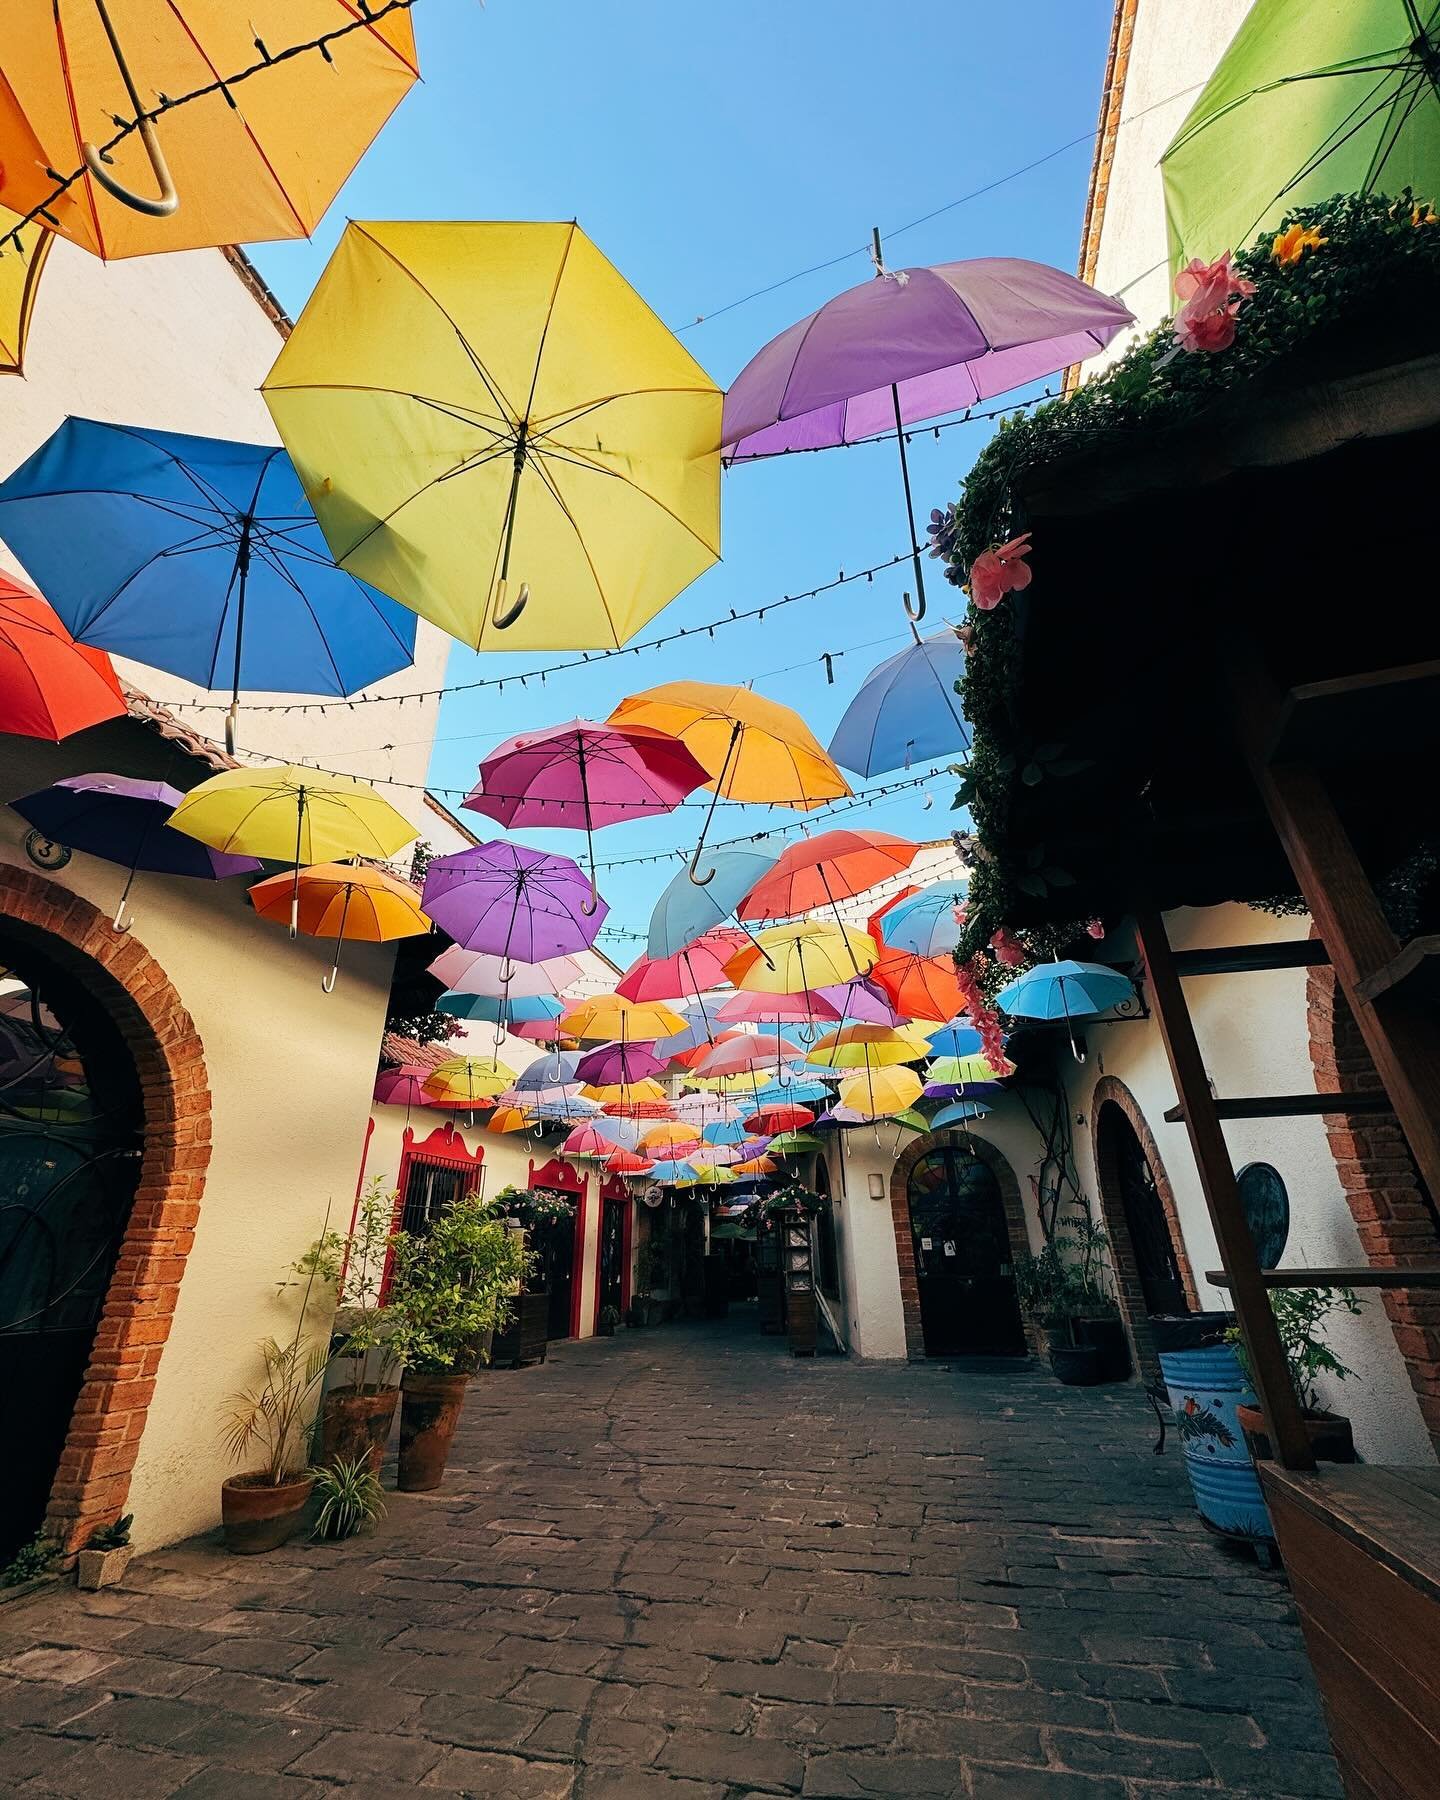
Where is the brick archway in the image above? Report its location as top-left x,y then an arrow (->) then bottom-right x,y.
1,865 -> 211,1549
1308,959 -> 1440,1457
1090,1076 -> 1196,1384
890,1131 -> 1029,1362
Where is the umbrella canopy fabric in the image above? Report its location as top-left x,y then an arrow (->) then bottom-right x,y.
486,1106 -> 534,1134
724,921 -> 879,994
838,1066 -> 923,1120
925,1019 -> 985,1059
928,1100 -> 992,1129
169,765 -> 415,864
721,258 -> 1133,455
247,862 -> 428,942
562,1122 -> 622,1161
436,991 -> 564,1028
0,421 -> 416,741
422,842 -> 606,964
428,948 -> 582,998
639,1123 -> 702,1155
701,1119 -> 750,1146
742,1103 -> 813,1135
575,1040 -> 667,1087
560,994 -> 686,1043
871,948 -> 969,1024
877,882 -> 968,957
925,1053 -> 1014,1095
714,990 -> 844,1027
0,575 -> 127,741
467,720 -> 708,830
0,210 -> 51,376
373,1066 -> 430,1109
617,930 -> 749,1003
0,3 -> 419,261
808,1024 -> 929,1070
604,1149 -> 655,1176
12,774 -> 259,883
1160,0 -> 1440,271
646,848 -> 779,958
263,221 -> 722,652
813,978 -> 901,1027
423,1056 -> 514,1106
994,961 -> 1136,1022
692,1033 -> 800,1079
513,1051 -> 583,1092
738,829 -> 919,922
828,630 -> 971,777
648,1159 -> 700,1185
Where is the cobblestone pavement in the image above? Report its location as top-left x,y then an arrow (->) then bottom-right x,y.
1,1315 -> 1340,1799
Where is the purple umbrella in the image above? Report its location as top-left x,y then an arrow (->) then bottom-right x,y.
815,977 -> 902,1027
722,245 -> 1133,621
575,1040 -> 667,1087
12,773 -> 260,931
422,840 -> 607,976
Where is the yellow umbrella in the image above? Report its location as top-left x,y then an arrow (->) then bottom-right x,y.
724,921 -> 878,995
424,1056 -> 514,1107
263,220 -> 721,652
0,4 -> 418,260
582,1078 -> 668,1108
0,210 -> 52,376
639,1121 -> 701,1155
808,1024 -> 931,1070
169,765 -> 416,937
608,682 -> 851,884
486,1105 -> 533,1135
839,1066 -> 924,1120
559,994 -> 687,1043
692,1163 -> 736,1187
247,861 -> 428,992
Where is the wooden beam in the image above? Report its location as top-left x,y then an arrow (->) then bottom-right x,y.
1171,941 -> 1329,976
1226,652 -> 1440,1203
1207,1267 -> 1440,1291
1266,660 -> 1440,765
1164,1092 -> 1393,1123
1136,909 -> 1315,1471
1354,937 -> 1440,1007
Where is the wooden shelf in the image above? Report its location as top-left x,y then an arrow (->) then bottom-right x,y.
1172,941 -> 1329,977
1266,660 -> 1440,765
1164,1091 -> 1392,1123
1206,1266 -> 1440,1290
1354,936 -> 1440,1007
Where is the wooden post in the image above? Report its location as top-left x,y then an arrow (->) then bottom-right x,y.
1226,654 -> 1440,1202
1135,910 -> 1315,1471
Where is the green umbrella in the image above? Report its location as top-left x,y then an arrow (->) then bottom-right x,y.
1161,0 -> 1440,269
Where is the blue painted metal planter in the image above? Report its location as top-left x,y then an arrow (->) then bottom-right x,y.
1158,1339 -> 1275,1551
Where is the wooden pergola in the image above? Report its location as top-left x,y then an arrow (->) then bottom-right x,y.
982,331 -> 1440,1797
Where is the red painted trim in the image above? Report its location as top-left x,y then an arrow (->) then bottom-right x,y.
595,1173 -> 632,1329
341,1117 -> 378,1294
620,1190 -> 633,1316
570,1171 -> 590,1339
381,1123 -> 484,1298
528,1155 -> 585,1195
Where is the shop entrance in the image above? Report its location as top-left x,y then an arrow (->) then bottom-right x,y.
906,1145 -> 1024,1357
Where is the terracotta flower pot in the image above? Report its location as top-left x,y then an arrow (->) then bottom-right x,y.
319,1385 -> 399,1476
1236,1403 -> 1356,1465
221,1471 -> 315,1555
397,1372 -> 469,1492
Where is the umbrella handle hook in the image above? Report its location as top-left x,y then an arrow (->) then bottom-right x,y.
903,589 -> 926,623
113,895 -> 133,936
82,2 -> 179,218
687,845 -> 717,887
492,579 -> 529,630
321,964 -> 340,995
497,960 -> 519,984
581,874 -> 600,917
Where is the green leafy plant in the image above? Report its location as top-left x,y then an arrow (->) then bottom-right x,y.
289,1177 -> 402,1394
386,1193 -> 530,1376
84,1514 -> 133,1552
598,1304 -> 621,1334
1014,1210 -> 1116,1338
310,1454 -> 386,1542
1,1530 -> 61,1587
224,1217 -> 335,1486
1226,1287 -> 1362,1416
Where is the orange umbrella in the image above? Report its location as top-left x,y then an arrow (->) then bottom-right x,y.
0,3 -> 418,260
639,1122 -> 702,1155
486,1106 -> 533,1135
733,1154 -> 777,1177
0,208 -> 52,375
248,861 -> 429,991
738,829 -> 919,922
0,574 -> 126,740
871,949 -> 969,1024
582,1077 -> 668,1109
560,995 -> 687,1043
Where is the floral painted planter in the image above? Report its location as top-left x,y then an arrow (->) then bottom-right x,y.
1157,1335 -> 1276,1561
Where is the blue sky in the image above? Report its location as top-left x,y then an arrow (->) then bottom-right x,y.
250,0 -> 1114,949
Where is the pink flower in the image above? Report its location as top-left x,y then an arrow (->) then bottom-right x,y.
968,533 -> 1033,611
990,926 -> 1027,967
952,903 -> 968,928
1085,919 -> 1105,940
1173,251 -> 1255,356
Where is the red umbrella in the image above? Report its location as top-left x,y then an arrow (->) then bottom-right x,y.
671,1029 -> 750,1072
743,1103 -> 814,1135
738,829 -> 919,922
604,1148 -> 655,1176
616,928 -> 749,1003
871,949 -> 969,1024
0,573 -> 127,741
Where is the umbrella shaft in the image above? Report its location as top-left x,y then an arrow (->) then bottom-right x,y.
890,383 -> 928,619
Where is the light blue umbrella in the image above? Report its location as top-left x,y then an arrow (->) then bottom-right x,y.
529,1095 -> 602,1125
879,881 -> 969,956
438,992 -> 564,1027
647,848 -> 778,958
928,1099 -> 992,1129
828,628 -> 970,777
653,998 -> 726,1058
514,1051 -> 583,1091
0,418 -> 417,752
702,1119 -> 750,1146
995,959 -> 1136,1063
925,1018 -> 984,1058
649,1158 -> 699,1185
752,1076 -> 830,1106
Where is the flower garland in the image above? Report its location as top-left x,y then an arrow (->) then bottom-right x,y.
930,191 -> 1440,974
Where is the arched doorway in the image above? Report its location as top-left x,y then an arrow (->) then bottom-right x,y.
1,936 -> 142,1562
902,1141 -> 1025,1357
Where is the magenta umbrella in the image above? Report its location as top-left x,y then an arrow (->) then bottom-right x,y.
575,1040 -> 667,1087
422,841 -> 607,977
721,247 -> 1133,621
373,1065 -> 431,1116
465,720 -> 709,912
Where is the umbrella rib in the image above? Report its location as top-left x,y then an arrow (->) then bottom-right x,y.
1364,63 -> 1432,189
534,437 -> 722,562
522,222 -> 578,425
524,452 -> 624,650
340,442 -> 516,560
1246,72 -> 1408,232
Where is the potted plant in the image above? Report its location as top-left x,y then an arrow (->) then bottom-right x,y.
387,1193 -> 529,1492
76,1514 -> 133,1590
291,1177 -> 403,1477
597,1304 -> 621,1337
1066,1217 -> 1131,1381
310,1454 -> 386,1542
1229,1287 -> 1361,1464
0,1530 -> 61,1592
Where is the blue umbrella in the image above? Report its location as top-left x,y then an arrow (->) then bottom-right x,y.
828,628 -> 970,778
649,1158 -> 699,1185
529,1095 -> 602,1125
514,1051 -> 584,1091
437,992 -> 564,1027
0,418 -> 417,752
928,1099 -> 992,1129
653,999 -> 726,1058
753,1076 -> 830,1106
647,847 -> 778,958
925,1018 -> 984,1058
702,1119 -> 750,1146
995,960 -> 1136,1063
878,881 -> 969,956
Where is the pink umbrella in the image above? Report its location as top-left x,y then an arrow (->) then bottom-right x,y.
429,947 -> 583,997
575,1040 -> 667,1087
693,1033 -> 802,1078
465,720 -> 710,911
671,1093 -> 740,1124
562,1123 -> 617,1161
716,990 -> 843,1026
374,1066 -> 430,1113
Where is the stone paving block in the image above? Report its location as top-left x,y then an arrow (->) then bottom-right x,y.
416,1691 -> 546,1749
968,1763 -> 1127,1798
169,1709 -> 326,1772
288,1726 -> 447,1783
18,1737 -> 205,1798
171,1769 -> 328,1798
753,1700 -> 898,1748
65,1692 -> 213,1747
0,1728 -> 87,1788
0,1672 -> 109,1729
574,1765 -> 725,1798
1,1644 -> 118,1686
659,1724 -> 805,1791
800,1750 -> 963,1796
1050,1727 -> 1214,1782
420,1747 -> 575,1795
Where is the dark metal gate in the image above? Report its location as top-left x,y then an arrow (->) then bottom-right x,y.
1105,1104 -> 1189,1317
0,940 -> 142,1562
907,1147 -> 1024,1356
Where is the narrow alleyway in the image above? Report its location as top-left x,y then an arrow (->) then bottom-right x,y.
1,1317 -> 1339,1799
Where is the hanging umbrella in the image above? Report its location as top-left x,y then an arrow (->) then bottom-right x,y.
0,574 -> 126,741
514,1051 -> 584,1092
422,842 -> 606,975
768,1130 -> 824,1157
722,247 -> 1132,622
437,991 -> 564,1032
750,1075 -> 831,1107
0,421 -> 417,752
653,999 -> 731,1059
692,1163 -> 737,1188
672,1029 -> 749,1072
925,1019 -> 985,1059
808,1024 -> 930,1071
562,1122 -> 622,1161
486,1105 -> 533,1135
738,829 -> 920,926
702,1118 -> 751,1147
428,947 -> 582,999
928,1100 -> 992,1129
528,1092 -> 602,1125
640,1122 -> 702,1156
168,764 -> 415,936
838,1066 -> 923,1121
610,683 -> 850,884
0,3 -> 419,259
724,921 -> 879,995
575,1040 -> 667,1087
582,1078 -> 669,1110
618,929 -> 749,1003
649,1159 -> 700,1186
247,861 -> 429,991
673,1094 -> 740,1124
12,772 -> 260,930
373,1065 -> 430,1111
829,628 -> 971,777
500,1081 -> 581,1111
263,220 -> 721,650
0,209 -> 51,376
813,978 -> 901,1027
602,1094 -> 676,1119
732,1155 -> 777,1178
559,994 -> 687,1043
1161,0 -> 1440,272
604,1149 -> 655,1177
877,882 -> 968,957
870,948 -> 969,1024
647,847 -> 780,957
924,1053 -> 1014,1098
692,1033 -> 801,1080
465,720 -> 709,912
743,1103 -> 813,1136
424,1055 -> 513,1109
995,960 -> 1136,1063
715,990 -> 844,1027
